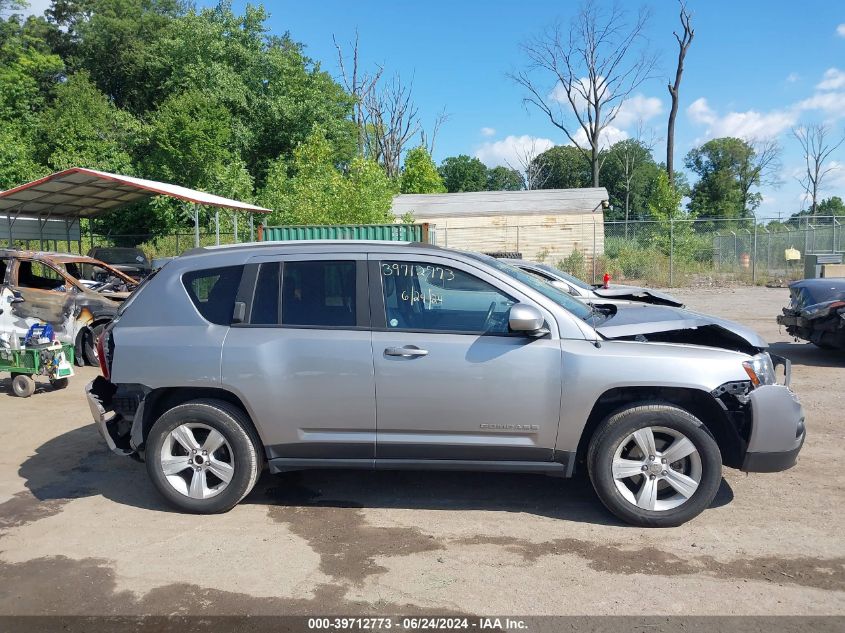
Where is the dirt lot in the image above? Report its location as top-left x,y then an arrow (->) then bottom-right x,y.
0,286 -> 843,618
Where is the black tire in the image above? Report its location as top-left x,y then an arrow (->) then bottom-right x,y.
11,374 -> 36,398
50,377 -> 69,390
82,324 -> 104,366
145,399 -> 262,514
587,403 -> 722,527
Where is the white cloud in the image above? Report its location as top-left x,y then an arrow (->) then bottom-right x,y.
837,24 -> 845,37
549,81 -> 662,131
786,72 -> 800,83
474,135 -> 555,168
612,94 -> 663,128
826,161 -> 845,190
572,125 -> 629,150
817,68 -> 845,90
686,98 -> 796,140
796,91 -> 845,118
480,127 -> 496,137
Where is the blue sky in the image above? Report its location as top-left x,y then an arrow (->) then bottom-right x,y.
22,0 -> 845,218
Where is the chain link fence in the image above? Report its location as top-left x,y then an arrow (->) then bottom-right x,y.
6,217 -> 842,288
436,216 -> 842,287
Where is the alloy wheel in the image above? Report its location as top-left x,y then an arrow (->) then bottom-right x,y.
611,425 -> 702,512
159,423 -> 235,499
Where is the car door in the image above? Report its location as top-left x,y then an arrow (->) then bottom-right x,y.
369,253 -> 563,464
8,258 -> 78,344
221,253 -> 377,464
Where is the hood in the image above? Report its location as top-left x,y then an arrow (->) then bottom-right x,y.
593,303 -> 768,354
592,284 -> 685,307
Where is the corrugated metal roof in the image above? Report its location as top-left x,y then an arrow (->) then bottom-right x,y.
391,188 -> 609,218
0,167 -> 271,218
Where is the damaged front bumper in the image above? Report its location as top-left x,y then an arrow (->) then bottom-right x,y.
86,377 -> 136,456
741,383 -> 806,473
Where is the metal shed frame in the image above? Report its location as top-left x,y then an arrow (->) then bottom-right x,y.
0,167 -> 271,252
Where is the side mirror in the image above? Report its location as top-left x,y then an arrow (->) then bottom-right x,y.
550,280 -> 577,296
9,291 -> 24,304
508,304 -> 549,336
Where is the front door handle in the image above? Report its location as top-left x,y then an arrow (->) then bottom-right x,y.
385,346 -> 429,357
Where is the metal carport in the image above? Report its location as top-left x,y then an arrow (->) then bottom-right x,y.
0,167 -> 271,252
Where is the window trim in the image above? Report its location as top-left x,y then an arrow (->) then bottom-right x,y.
232,256 -> 370,330
368,257 -> 529,338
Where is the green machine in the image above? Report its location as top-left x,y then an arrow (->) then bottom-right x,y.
0,339 -> 75,398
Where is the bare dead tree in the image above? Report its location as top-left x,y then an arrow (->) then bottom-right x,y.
793,124 -> 845,217
511,1 -> 657,187
363,73 -> 421,179
333,30 -> 382,156
737,138 -> 782,217
666,1 -> 694,184
505,138 -> 551,190
420,108 -> 450,157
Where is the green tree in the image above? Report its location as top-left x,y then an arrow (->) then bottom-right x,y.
0,13 -> 64,124
486,165 -> 523,191
532,145 -> 591,190
36,72 -> 141,173
260,127 -> 394,226
685,137 -> 774,221
601,139 -> 661,222
438,155 -> 488,192
400,146 -> 446,193
0,122 -> 47,189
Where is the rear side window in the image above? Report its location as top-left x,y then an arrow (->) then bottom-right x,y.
182,266 -> 244,325
281,260 -> 356,327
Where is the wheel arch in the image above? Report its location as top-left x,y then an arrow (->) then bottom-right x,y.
575,386 -> 744,473
138,386 -> 266,456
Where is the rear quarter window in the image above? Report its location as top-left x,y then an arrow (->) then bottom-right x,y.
182,266 -> 244,325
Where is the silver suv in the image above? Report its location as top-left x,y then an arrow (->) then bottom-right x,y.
86,241 -> 805,527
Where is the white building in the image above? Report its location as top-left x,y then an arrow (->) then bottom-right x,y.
391,188 -> 609,265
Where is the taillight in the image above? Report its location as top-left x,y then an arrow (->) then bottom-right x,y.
96,331 -> 109,380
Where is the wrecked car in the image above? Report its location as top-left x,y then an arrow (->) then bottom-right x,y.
0,249 -> 137,366
87,242 -> 803,527
777,278 -> 845,350
501,258 -> 685,307
88,246 -> 152,281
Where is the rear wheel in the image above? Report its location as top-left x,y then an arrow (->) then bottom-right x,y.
11,374 -> 36,398
587,404 -> 722,527
145,399 -> 262,513
82,324 -> 104,366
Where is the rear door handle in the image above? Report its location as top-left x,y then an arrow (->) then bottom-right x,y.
385,346 -> 429,357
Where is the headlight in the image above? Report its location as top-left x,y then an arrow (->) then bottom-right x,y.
743,353 -> 775,387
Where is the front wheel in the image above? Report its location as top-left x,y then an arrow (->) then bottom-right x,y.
11,374 -> 36,398
145,399 -> 262,514
587,404 -> 723,527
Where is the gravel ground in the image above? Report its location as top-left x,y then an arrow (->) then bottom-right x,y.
0,286 -> 842,618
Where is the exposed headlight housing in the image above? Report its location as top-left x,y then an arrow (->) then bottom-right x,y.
743,352 -> 775,387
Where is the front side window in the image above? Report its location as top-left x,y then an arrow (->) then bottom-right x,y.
182,265 -> 244,325
380,260 -> 515,334
281,260 -> 356,327
16,260 -> 67,291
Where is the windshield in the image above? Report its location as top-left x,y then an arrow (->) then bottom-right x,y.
465,253 -> 593,320
93,248 -> 149,266
535,263 -> 593,291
